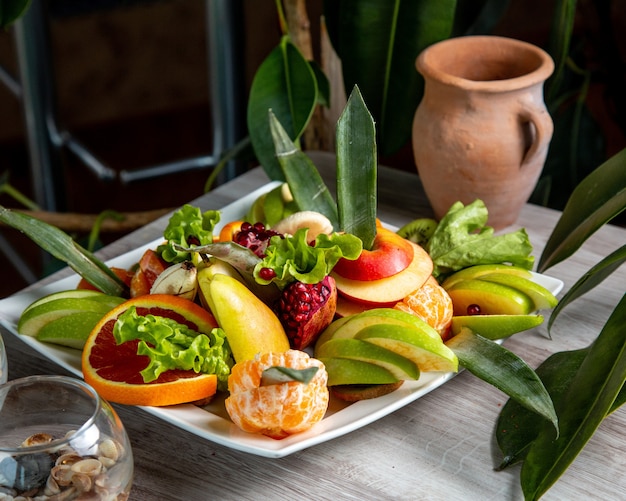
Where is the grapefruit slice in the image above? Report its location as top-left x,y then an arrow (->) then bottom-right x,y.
82,294 -> 222,406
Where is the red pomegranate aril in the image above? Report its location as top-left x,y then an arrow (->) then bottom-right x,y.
467,304 -> 481,315
259,267 -> 277,280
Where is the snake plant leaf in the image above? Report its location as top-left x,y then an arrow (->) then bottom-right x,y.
446,328 -> 558,430
520,294 -> 626,501
336,86 -> 377,250
0,205 -> 127,297
269,111 -> 339,229
496,348 -> 588,470
538,148 -> 626,272
247,36 -> 318,181
548,244 -> 626,332
0,0 -> 30,29
323,0 -> 456,156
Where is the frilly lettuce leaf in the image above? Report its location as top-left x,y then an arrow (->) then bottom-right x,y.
157,204 -> 220,263
254,228 -> 362,288
428,200 -> 534,278
113,306 -> 234,390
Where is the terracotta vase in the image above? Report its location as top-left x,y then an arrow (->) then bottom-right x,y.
412,36 -> 554,229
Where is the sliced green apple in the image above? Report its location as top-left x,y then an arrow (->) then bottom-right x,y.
18,296 -> 125,338
21,289 -> 122,317
315,338 -> 420,381
474,273 -> 558,310
331,242 -> 433,305
446,279 -> 535,316
315,308 -> 441,353
317,357 -> 400,386
441,264 -> 532,290
35,311 -> 106,349
450,314 -> 544,340
355,323 -> 458,372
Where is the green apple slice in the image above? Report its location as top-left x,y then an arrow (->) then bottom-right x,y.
315,307 -> 440,353
441,264 -> 532,290
315,338 -> 420,381
18,296 -> 125,337
474,273 -> 559,310
446,279 -> 534,316
21,289 -> 118,316
355,323 -> 458,372
35,311 -> 107,349
450,314 -> 544,340
317,357 -> 400,386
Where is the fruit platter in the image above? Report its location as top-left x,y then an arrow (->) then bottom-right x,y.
0,177 -> 563,458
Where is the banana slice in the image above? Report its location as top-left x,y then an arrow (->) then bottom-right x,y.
272,211 -> 333,240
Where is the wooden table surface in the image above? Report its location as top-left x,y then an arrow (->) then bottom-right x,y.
2,151 -> 625,500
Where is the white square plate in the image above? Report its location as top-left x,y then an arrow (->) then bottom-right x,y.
0,183 -> 564,458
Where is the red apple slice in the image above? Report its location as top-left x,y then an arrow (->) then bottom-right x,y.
331,242 -> 433,305
332,227 -> 414,281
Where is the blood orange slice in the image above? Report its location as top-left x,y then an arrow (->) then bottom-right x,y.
82,294 -> 222,406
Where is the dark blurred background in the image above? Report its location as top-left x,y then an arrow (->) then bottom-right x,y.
1,0 -> 625,298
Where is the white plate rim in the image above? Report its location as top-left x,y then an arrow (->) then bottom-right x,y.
0,183 -> 564,458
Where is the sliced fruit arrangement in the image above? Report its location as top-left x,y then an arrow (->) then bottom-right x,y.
441,264 -> 558,316
17,290 -> 125,349
81,294 -> 233,407
314,308 -> 458,396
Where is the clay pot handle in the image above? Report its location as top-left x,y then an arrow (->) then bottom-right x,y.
519,105 -> 554,168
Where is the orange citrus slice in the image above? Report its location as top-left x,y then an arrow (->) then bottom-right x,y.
217,220 -> 244,242
82,294 -> 220,406
394,276 -> 454,339
225,350 -> 329,439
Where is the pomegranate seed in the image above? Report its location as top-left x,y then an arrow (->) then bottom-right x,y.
259,267 -> 276,280
467,304 -> 481,315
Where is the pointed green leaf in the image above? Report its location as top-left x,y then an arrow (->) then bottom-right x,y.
268,111 -> 339,229
521,294 -> 626,500
247,36 -> 318,180
324,0 -> 456,156
548,244 -> 626,331
538,148 -> 626,272
496,348 -> 588,469
546,0 -> 578,101
0,206 -> 127,296
261,366 -> 319,386
446,328 -> 558,430
336,86 -> 377,250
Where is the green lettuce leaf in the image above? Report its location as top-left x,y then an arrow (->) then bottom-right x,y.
157,205 -> 220,263
254,228 -> 362,288
113,306 -> 234,390
427,200 -> 534,278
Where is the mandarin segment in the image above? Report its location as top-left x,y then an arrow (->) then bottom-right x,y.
225,350 -> 329,439
394,276 -> 453,339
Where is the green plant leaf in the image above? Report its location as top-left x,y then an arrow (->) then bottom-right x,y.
520,294 -> 626,500
0,205 -> 127,296
0,0 -> 30,29
446,328 -> 558,430
247,36 -> 318,181
548,244 -> 626,331
545,0 -> 578,101
324,0 -> 456,156
336,86 -> 377,250
538,148 -> 626,272
268,111 -> 339,229
496,348 -> 588,469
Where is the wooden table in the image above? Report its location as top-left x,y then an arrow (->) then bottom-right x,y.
2,152 -> 625,500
